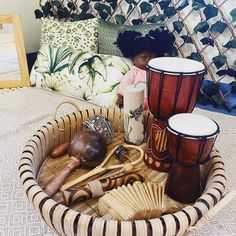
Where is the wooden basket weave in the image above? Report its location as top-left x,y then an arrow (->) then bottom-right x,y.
19,105 -> 227,236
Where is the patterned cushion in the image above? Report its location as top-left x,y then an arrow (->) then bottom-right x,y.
30,44 -> 132,108
98,19 -> 165,56
40,18 -> 99,53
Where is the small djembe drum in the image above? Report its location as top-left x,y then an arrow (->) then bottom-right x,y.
144,57 -> 206,172
165,113 -> 219,203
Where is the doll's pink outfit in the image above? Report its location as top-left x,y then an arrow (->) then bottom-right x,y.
117,65 -> 148,110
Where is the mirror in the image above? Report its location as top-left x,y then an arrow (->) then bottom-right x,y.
0,15 -> 29,88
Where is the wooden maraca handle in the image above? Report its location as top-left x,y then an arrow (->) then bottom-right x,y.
43,156 -> 80,197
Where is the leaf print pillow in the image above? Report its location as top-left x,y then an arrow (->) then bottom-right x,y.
30,44 -> 132,108
40,18 -> 99,53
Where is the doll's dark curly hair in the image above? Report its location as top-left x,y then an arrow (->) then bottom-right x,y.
115,28 -> 175,58
149,29 -> 175,56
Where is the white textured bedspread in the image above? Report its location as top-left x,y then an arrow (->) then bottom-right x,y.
0,88 -> 235,236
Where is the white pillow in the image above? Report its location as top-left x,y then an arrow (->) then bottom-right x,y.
30,44 -> 132,108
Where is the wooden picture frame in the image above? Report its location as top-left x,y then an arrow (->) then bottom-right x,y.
0,14 -> 29,88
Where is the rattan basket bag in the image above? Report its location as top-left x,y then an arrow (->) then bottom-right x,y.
19,101 -> 232,236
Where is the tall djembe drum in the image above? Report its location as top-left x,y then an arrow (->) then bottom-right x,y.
144,57 -> 206,172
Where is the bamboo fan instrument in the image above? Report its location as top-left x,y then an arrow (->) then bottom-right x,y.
98,181 -> 165,221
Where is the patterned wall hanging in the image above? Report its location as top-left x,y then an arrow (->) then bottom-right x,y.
35,0 -> 236,111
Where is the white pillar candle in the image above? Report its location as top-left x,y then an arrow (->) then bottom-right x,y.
123,84 -> 144,145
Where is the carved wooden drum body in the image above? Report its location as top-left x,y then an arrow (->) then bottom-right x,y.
145,57 -> 206,172
165,113 -> 219,203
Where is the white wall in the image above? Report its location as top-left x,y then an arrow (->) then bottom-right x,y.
0,0 -> 41,53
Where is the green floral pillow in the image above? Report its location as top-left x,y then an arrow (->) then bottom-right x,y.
40,18 -> 99,53
98,19 -> 165,56
30,44 -> 131,108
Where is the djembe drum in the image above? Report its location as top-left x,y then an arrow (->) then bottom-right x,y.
165,113 -> 219,203
144,57 -> 206,172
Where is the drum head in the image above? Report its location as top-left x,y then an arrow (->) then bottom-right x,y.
148,57 -> 205,75
167,113 -> 219,138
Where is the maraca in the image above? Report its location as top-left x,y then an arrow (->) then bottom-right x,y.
49,114 -> 114,158
43,130 -> 107,196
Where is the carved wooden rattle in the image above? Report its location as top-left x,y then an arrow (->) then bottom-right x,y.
63,173 -> 144,206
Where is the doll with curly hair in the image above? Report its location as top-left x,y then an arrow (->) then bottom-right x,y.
115,29 -> 175,109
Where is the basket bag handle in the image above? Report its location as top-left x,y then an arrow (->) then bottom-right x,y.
52,100 -> 80,120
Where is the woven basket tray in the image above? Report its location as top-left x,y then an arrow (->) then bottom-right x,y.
19,104 -> 227,236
